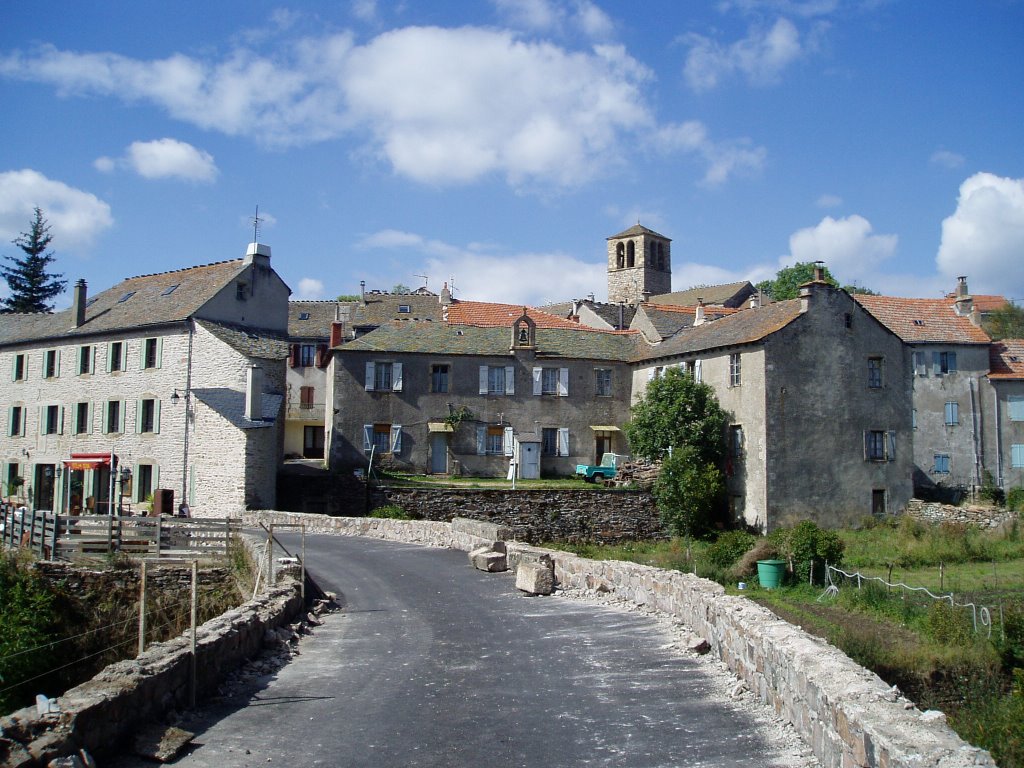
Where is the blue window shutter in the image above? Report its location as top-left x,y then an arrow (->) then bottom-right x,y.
888,430 -> 896,462
533,367 -> 543,395
479,366 -> 488,395
476,426 -> 486,455
559,367 -> 569,397
365,362 -> 375,391
362,424 -> 372,451
932,351 -> 941,375
505,366 -> 515,395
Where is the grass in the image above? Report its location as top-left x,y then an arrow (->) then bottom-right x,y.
551,519 -> 1024,767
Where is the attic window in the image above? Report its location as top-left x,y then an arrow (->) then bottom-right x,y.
399,305 -> 411,313
913,320 -> 924,326
298,312 -> 310,320
117,291 -> 136,303
86,297 -> 98,307
161,284 -> 179,296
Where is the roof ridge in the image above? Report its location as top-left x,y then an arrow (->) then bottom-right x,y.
125,258 -> 243,281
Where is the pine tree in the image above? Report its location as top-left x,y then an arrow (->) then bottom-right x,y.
1,208 -> 67,313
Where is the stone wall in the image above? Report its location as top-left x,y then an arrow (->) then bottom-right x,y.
905,498 -> 1018,529
242,511 -> 994,768
30,561 -> 232,595
368,486 -> 667,544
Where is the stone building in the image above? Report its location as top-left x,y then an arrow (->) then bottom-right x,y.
632,271 -> 913,531
606,224 -> 672,304
989,339 -> 1024,490
0,243 -> 290,515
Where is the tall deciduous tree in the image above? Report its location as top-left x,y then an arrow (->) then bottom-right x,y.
983,301 -> 1024,340
755,261 -> 875,301
1,208 -> 66,313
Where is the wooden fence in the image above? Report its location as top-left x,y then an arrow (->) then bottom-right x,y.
0,504 -> 238,560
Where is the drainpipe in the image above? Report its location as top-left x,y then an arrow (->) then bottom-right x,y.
969,377 -> 981,490
994,389 -> 1004,489
182,321 -> 194,506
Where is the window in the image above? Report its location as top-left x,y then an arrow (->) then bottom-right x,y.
138,398 -> 159,433
486,427 -> 505,455
142,338 -> 161,369
476,425 -> 513,456
864,430 -> 896,462
867,357 -> 883,389
108,341 -> 125,372
1008,396 -> 1024,422
74,402 -> 91,435
43,349 -> 59,378
42,404 -> 62,435
912,408 -> 917,430
300,344 -> 316,367
398,304 -> 411,314
729,425 -> 744,458
298,311 -> 310,320
105,400 -> 124,434
365,362 -> 402,392
944,401 -> 959,426
534,367 -> 568,396
542,428 -> 558,456
236,282 -> 248,301
161,284 -> 179,296
1012,444 -> 1024,469
117,291 -> 135,303
912,351 -> 928,377
78,345 -> 93,375
594,368 -> 612,397
933,351 -> 957,375
431,364 -> 449,394
729,353 -> 741,387
300,386 -> 315,409
363,423 -> 402,455
12,353 -> 26,381
934,454 -> 951,474
135,464 -> 154,503
479,365 -> 514,395
8,405 -> 25,437
844,313 -> 852,329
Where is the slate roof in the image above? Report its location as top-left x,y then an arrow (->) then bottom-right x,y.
350,293 -> 446,327
539,300 -> 636,330
0,259 -> 249,347
853,295 -> 991,344
289,300 -> 351,339
648,281 -> 756,308
191,389 -> 283,429
637,303 -> 739,339
989,340 -> 1024,380
446,301 -> 596,330
196,320 -> 290,360
341,321 -> 644,361
608,224 -> 670,241
636,300 -> 804,362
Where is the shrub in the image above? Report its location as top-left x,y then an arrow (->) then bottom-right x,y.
0,554 -> 59,712
705,529 -> 756,570
927,601 -> 975,646
731,538 -> 779,579
1007,487 -> 1024,512
369,505 -> 417,520
652,446 -> 724,538
770,520 -> 845,584
978,471 -> 1005,506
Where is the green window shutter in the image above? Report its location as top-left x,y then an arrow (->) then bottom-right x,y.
135,400 -> 143,434
55,351 -> 60,378
153,465 -> 160,492
154,400 -> 161,433
11,356 -> 17,381
106,343 -> 113,372
7,406 -> 13,437
119,400 -> 126,433
133,463 -> 142,502
39,405 -> 45,435
155,338 -> 163,369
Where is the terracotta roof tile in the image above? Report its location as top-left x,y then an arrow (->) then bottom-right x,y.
853,295 -> 991,344
989,339 -> 1024,379
446,301 -> 609,331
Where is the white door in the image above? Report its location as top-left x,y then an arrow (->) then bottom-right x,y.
519,442 -> 540,479
430,433 -> 448,474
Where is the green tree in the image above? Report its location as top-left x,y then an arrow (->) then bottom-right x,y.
983,301 -> 1024,340
755,262 -> 875,301
391,283 -> 412,295
1,208 -> 66,313
336,294 -> 360,302
625,367 -> 728,464
653,446 -> 724,537
0,555 -> 59,711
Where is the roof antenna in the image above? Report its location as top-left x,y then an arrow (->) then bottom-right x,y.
414,273 -> 429,290
251,205 -> 263,244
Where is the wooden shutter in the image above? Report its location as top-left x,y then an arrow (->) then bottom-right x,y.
505,366 -> 515,395
558,368 -> 569,397
479,366 -> 488,395
503,427 -> 514,457
557,427 -> 569,457
476,425 -> 486,455
533,367 -> 543,395
392,363 -> 403,392
887,430 -> 896,462
362,425 -> 373,451
365,362 -> 375,391
390,425 -> 403,453
290,344 -> 301,368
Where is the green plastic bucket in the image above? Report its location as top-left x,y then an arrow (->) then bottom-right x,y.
756,559 -> 787,589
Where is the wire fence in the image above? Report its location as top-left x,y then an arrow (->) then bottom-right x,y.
818,564 -> 997,637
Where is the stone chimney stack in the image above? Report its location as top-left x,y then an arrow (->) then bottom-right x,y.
245,364 -> 263,421
71,279 -> 87,328
439,281 -> 453,306
244,242 -> 271,268
813,261 -> 826,283
693,298 -> 706,326
360,280 -> 366,306
953,276 -> 974,317
749,291 -> 760,309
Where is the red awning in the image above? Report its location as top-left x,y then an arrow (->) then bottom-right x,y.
64,453 -> 113,471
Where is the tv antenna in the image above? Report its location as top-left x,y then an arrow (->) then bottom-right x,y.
251,205 -> 263,244
414,274 -> 429,290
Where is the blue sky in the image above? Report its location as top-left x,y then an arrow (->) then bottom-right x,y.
1,0 -> 1022,308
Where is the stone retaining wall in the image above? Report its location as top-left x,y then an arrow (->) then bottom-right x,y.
248,511 -> 994,768
905,498 -> 1018,529
368,487 -> 667,544
0,542 -> 303,767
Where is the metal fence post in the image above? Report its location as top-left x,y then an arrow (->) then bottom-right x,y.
190,559 -> 198,708
138,560 -> 148,655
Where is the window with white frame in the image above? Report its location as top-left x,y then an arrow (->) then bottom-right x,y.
365,361 -> 403,392
534,366 -> 569,396
867,357 -> 883,389
729,353 -> 741,387
933,351 -> 957,375
594,368 -> 612,397
476,425 -> 513,456
912,351 -> 928,377
300,344 -> 316,367
1012,444 -> 1024,468
479,365 -> 514,396
431,364 -> 449,393
944,401 -> 959,426
363,423 -> 402,455
542,428 -> 571,457
934,454 -> 951,474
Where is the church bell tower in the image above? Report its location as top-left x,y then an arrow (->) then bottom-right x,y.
606,225 -> 671,304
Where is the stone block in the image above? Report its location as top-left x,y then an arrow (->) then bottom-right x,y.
516,562 -> 554,595
470,550 -> 508,572
133,725 -> 195,763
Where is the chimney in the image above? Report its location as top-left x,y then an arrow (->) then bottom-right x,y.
440,281 -> 453,306
360,280 -> 366,305
641,291 -> 651,303
693,298 -> 706,326
571,300 -> 581,318
953,275 -> 974,317
587,293 -> 595,303
244,242 -> 271,267
749,292 -> 760,309
813,261 -> 825,283
330,321 -> 344,347
71,279 -> 87,328
245,364 -> 263,421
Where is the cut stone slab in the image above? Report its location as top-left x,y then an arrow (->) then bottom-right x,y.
133,725 -> 195,763
471,550 -> 508,572
516,562 -> 554,595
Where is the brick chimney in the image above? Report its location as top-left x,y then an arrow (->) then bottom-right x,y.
245,364 -> 263,421
330,321 -> 345,347
71,279 -> 87,328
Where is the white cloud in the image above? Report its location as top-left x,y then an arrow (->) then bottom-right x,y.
930,149 -> 965,170
684,17 -> 804,91
352,0 -> 377,23
491,0 -> 614,39
120,138 -> 218,182
654,121 -> 766,185
93,156 -> 116,173
0,169 -> 113,251
0,28 -> 652,189
936,172 -> 1024,299
816,193 -> 842,208
783,214 -> 898,282
297,277 -> 325,299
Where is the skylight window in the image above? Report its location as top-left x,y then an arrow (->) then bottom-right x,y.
912,320 -> 924,326
161,284 -> 179,296
399,305 -> 411,313
117,291 -> 136,303
298,312 -> 310,320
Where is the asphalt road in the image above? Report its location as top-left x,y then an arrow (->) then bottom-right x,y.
115,535 -> 813,767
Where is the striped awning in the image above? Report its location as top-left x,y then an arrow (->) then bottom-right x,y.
427,422 -> 454,432
589,425 -> 621,432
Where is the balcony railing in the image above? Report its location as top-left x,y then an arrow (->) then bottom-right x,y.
285,403 -> 325,421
